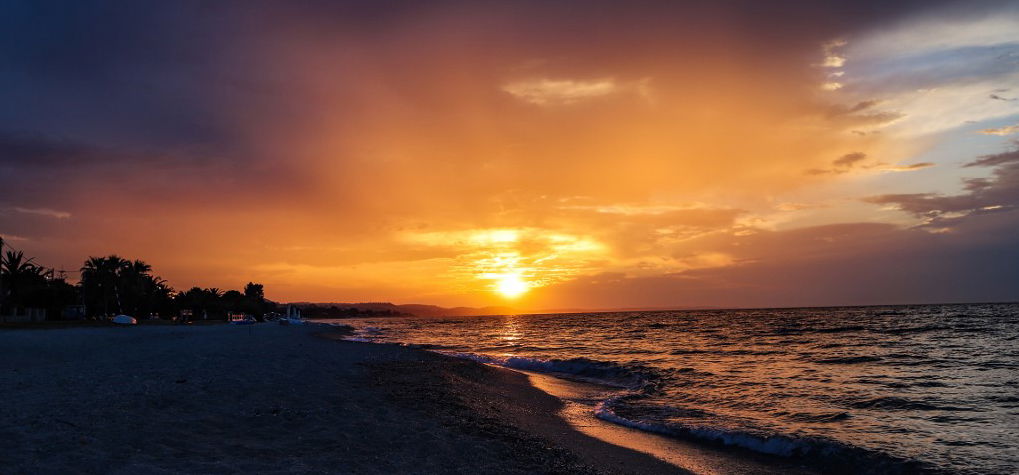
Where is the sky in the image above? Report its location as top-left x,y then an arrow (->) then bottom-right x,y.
1,0 -> 1018,309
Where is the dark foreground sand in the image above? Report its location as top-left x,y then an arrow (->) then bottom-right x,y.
0,323 -> 689,474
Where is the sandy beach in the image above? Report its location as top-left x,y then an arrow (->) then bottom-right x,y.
0,323 -> 694,474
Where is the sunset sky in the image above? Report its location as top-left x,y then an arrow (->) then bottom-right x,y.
2,0 -> 1018,309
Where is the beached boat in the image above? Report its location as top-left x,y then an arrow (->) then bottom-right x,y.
112,315 -> 137,325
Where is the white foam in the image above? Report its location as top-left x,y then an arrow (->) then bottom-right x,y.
594,397 -> 829,458
438,352 -> 647,389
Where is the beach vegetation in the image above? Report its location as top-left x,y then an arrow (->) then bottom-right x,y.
2,244 -> 278,321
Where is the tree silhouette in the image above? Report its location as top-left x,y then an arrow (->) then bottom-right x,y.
244,282 -> 264,301
80,255 -> 129,316
2,250 -> 46,309
2,250 -> 281,321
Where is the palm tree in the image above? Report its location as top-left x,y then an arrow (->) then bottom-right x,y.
138,274 -> 172,317
2,250 -> 40,276
80,255 -> 129,316
129,260 -> 152,275
117,259 -> 156,316
2,250 -> 46,309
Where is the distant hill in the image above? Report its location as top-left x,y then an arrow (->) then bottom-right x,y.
289,301 -> 718,318
290,302 -> 516,318
537,305 -> 719,314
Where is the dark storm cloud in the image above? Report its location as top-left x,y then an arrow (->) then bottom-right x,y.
0,133 -> 101,168
0,0 -> 958,168
0,0 -> 956,201
0,132 -> 222,171
0,1 -> 268,160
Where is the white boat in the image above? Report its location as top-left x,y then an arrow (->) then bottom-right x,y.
112,315 -> 137,325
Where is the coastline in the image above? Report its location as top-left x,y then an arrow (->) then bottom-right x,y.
518,371 -> 815,475
327,328 -> 817,475
0,323 -> 683,473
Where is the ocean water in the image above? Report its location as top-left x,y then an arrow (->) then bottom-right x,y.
332,303 -> 1018,474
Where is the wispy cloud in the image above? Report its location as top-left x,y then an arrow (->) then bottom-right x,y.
808,152 -> 933,175
558,202 -> 710,216
14,207 -> 71,219
818,39 -> 848,91
963,148 -> 1019,168
502,78 -> 618,105
832,11 -> 1019,136
866,145 -> 1019,230
978,124 -> 1019,136
820,39 -> 848,68
833,152 -> 867,168
880,162 -> 936,172
990,91 -> 1016,102
13,204 -> 71,218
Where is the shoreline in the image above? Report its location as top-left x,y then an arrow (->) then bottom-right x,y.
0,322 -> 821,473
329,331 -> 818,475
0,323 -> 682,473
318,328 -> 687,474
517,370 -> 815,475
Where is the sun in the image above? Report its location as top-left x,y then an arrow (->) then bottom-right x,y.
495,274 -> 529,298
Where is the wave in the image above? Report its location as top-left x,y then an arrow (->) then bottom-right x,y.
442,352 -> 660,390
846,396 -> 980,412
878,325 -> 953,335
814,355 -> 883,364
815,325 -> 867,333
439,349 -> 928,471
595,397 -> 930,472
345,327 -> 950,472
670,348 -> 782,356
783,411 -> 853,423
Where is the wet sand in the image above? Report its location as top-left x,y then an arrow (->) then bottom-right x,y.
520,371 -> 815,475
0,323 -> 687,474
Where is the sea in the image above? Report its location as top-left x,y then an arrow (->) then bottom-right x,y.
331,303 -> 1018,474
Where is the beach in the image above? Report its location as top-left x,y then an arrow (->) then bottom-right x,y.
0,323 -> 694,474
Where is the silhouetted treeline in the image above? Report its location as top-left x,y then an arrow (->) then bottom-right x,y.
0,250 -> 77,319
1,250 -> 278,321
297,304 -> 408,318
174,283 -> 273,321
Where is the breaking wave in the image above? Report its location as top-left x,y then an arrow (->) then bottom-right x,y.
595,397 -> 932,473
441,352 -> 661,390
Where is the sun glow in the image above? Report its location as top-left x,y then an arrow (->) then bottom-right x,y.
495,274 -> 529,298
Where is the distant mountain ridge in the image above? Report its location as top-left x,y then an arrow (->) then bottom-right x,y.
289,302 -> 516,317
289,301 -> 718,318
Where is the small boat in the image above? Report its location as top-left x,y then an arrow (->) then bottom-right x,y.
112,315 -> 137,325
